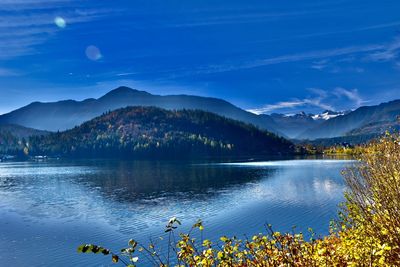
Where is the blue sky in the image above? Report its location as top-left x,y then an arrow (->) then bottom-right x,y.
0,0 -> 399,115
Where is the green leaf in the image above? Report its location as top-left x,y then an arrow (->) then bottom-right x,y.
77,245 -> 86,253
87,245 -> 95,253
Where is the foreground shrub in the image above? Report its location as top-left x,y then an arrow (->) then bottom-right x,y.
341,134 -> 400,265
78,134 -> 400,266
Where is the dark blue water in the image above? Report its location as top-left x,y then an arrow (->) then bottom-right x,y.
0,159 -> 352,266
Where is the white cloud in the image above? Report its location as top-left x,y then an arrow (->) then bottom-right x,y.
247,100 -> 308,114
247,87 -> 364,115
247,97 -> 333,115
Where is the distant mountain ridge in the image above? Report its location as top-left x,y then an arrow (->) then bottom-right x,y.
299,100 -> 400,140
26,106 -> 294,158
0,124 -> 49,138
0,86 -> 279,134
268,110 -> 350,138
0,86 -> 398,141
270,112 -> 322,138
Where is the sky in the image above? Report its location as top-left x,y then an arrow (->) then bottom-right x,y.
0,0 -> 399,115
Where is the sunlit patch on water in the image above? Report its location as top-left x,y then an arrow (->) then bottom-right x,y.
218,159 -> 355,167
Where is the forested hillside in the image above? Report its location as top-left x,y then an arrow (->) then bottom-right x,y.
0,124 -> 49,155
26,107 -> 294,159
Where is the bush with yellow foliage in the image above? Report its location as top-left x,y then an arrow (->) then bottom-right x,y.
78,134 -> 400,266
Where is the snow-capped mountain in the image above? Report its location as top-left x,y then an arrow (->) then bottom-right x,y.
299,100 -> 400,140
269,110 -> 349,138
311,110 -> 349,121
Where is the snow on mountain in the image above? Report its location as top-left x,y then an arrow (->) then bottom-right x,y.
311,110 -> 347,121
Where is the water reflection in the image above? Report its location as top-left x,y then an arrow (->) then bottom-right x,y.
0,159 -> 352,267
79,160 -> 272,200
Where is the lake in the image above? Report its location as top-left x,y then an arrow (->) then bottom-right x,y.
0,158 -> 352,266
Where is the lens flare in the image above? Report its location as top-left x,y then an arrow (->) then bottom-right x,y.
54,16 -> 66,28
85,45 -> 102,61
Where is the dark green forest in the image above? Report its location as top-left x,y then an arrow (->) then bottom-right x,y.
0,124 -> 48,157
0,130 -> 23,155
19,107 -> 294,159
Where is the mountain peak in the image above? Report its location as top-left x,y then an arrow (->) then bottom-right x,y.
100,86 -> 152,99
112,86 -> 134,93
311,110 -> 346,121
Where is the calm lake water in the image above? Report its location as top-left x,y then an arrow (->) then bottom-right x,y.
0,158 -> 352,266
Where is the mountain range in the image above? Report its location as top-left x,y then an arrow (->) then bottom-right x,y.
298,100 -> 400,140
0,86 -> 279,133
0,86 -> 399,142
268,110 -> 348,138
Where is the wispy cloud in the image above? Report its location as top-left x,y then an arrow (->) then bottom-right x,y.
247,99 -> 332,114
238,44 -> 382,70
0,67 -> 20,77
311,59 -> 329,70
173,38 -> 400,77
0,0 -> 69,9
247,87 -> 365,115
164,10 -> 326,28
102,38 -> 391,84
333,87 -> 364,106
176,43 -> 384,77
116,72 -> 139,77
0,1 -> 119,61
365,37 -> 400,62
311,59 -> 365,73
